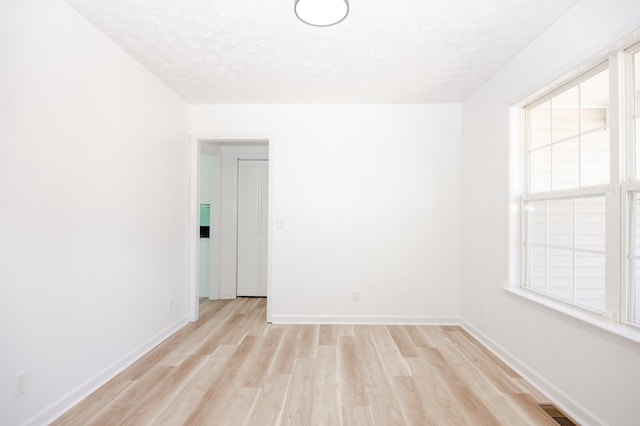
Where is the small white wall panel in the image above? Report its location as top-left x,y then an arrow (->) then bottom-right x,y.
237,160 -> 268,297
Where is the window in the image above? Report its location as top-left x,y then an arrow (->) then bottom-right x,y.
520,42 -> 640,328
524,66 -> 610,313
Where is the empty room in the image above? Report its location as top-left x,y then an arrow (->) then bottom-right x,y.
2,0 -> 640,425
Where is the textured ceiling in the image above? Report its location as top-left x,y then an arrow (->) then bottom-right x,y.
65,0 -> 580,104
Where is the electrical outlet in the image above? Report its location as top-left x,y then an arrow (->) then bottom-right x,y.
479,303 -> 484,316
167,297 -> 173,311
14,372 -> 27,398
352,291 -> 360,302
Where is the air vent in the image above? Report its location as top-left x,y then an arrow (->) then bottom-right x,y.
538,404 -> 578,426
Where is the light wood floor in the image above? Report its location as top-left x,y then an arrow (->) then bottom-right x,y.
53,298 -> 568,425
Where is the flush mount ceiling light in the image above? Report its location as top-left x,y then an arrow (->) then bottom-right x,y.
294,0 -> 349,27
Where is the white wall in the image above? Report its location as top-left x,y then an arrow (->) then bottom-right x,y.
199,145 -> 222,300
191,104 -> 462,322
461,0 -> 640,425
0,1 -> 188,424
209,154 -> 221,300
199,151 -> 213,298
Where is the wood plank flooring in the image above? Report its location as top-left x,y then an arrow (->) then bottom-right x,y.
52,298 -> 566,425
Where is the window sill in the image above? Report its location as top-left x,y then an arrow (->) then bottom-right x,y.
503,286 -> 640,350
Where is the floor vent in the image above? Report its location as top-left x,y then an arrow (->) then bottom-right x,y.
538,404 -> 578,426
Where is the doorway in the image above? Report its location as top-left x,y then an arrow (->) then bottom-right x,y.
188,137 -> 271,322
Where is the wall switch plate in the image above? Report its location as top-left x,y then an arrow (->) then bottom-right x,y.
352,291 -> 360,302
14,372 -> 27,398
168,297 -> 173,311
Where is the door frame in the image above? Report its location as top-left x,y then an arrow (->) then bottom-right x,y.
188,134 -> 274,323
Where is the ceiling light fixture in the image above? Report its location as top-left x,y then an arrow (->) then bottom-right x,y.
294,0 -> 349,27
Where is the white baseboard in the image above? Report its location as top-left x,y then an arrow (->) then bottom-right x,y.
26,316 -> 188,426
460,320 -> 605,426
219,293 -> 236,299
270,314 -> 460,325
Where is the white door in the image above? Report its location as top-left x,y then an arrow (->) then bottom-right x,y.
237,160 -> 268,297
